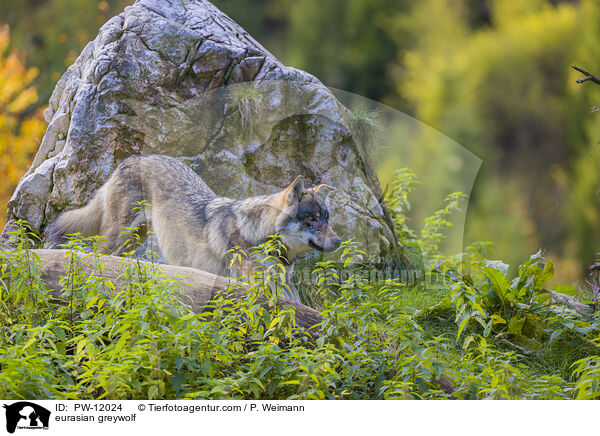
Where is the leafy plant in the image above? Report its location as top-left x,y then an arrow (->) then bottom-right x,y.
572,354 -> 600,399
2,164 -> 599,400
386,168 -> 419,243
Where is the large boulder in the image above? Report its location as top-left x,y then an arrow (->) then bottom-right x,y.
3,0 -> 403,268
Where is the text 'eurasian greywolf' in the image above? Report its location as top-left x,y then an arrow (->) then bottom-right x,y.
45,154 -> 341,301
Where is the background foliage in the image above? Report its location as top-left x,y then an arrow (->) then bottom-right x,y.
0,26 -> 45,232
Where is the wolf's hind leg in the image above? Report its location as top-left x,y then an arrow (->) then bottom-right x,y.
110,212 -> 150,257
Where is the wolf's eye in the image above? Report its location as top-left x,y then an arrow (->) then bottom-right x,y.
307,215 -> 315,221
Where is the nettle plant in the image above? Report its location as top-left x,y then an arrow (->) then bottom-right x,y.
387,168 -> 468,276
0,220 -> 454,400
446,251 -> 555,348
438,248 -> 600,352
1,167 -> 599,400
387,169 -> 599,398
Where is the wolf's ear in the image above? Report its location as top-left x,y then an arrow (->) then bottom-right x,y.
312,183 -> 335,198
284,176 -> 304,205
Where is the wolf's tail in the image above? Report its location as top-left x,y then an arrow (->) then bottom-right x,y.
44,187 -> 106,247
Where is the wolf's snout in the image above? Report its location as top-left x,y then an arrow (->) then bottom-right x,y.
322,226 -> 341,251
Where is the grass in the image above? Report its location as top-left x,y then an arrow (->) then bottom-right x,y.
394,279 -> 598,399
228,84 -> 262,138
348,105 -> 382,149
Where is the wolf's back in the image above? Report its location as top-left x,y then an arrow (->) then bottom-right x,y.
44,186 -> 107,247
43,154 -> 217,250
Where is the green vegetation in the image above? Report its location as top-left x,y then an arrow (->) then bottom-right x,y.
396,0 -> 599,280
1,170 -> 598,400
228,84 -> 263,138
3,0 -> 600,401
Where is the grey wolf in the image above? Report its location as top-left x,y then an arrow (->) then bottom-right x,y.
44,154 -> 341,301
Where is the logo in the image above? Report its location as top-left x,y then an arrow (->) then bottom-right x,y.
2,402 -> 50,434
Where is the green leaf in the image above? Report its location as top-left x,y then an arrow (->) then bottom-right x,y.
113,333 -> 130,355
533,261 -> 554,289
549,329 -> 562,343
552,285 -> 577,296
268,317 -> 280,330
483,320 -> 493,337
490,314 -> 506,325
561,320 -> 575,330
457,318 -> 468,341
76,339 -> 88,357
85,297 -> 98,310
56,342 -> 66,355
462,335 -> 475,350
483,259 -> 509,275
508,317 -> 526,336
22,336 -> 37,350
148,385 -> 159,398
171,373 -> 183,393
54,327 -> 66,341
481,265 -> 510,299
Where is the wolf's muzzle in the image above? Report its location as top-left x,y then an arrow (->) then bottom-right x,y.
319,226 -> 341,252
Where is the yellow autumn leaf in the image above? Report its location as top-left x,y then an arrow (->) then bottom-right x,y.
0,24 -> 46,230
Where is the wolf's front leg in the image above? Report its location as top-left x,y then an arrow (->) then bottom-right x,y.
243,258 -> 301,303
235,257 -> 259,281
284,263 -> 300,302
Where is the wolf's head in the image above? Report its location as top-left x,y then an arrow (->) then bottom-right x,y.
277,176 -> 342,259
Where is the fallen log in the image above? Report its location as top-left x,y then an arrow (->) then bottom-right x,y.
7,249 -> 456,394
28,249 -> 322,331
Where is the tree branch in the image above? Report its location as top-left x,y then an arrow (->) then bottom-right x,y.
572,65 -> 600,85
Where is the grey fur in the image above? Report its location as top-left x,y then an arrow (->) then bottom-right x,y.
44,154 -> 341,302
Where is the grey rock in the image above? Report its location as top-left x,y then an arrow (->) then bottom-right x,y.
7,158 -> 55,232
3,0 -> 403,268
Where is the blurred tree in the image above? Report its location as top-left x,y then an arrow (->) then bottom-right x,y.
0,0 -> 131,103
281,0 -> 412,104
393,0 -> 593,280
212,0 -> 290,53
565,0 -> 600,273
0,25 -> 46,230
214,0 -> 413,103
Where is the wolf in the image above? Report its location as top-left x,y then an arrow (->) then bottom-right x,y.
44,154 -> 341,302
